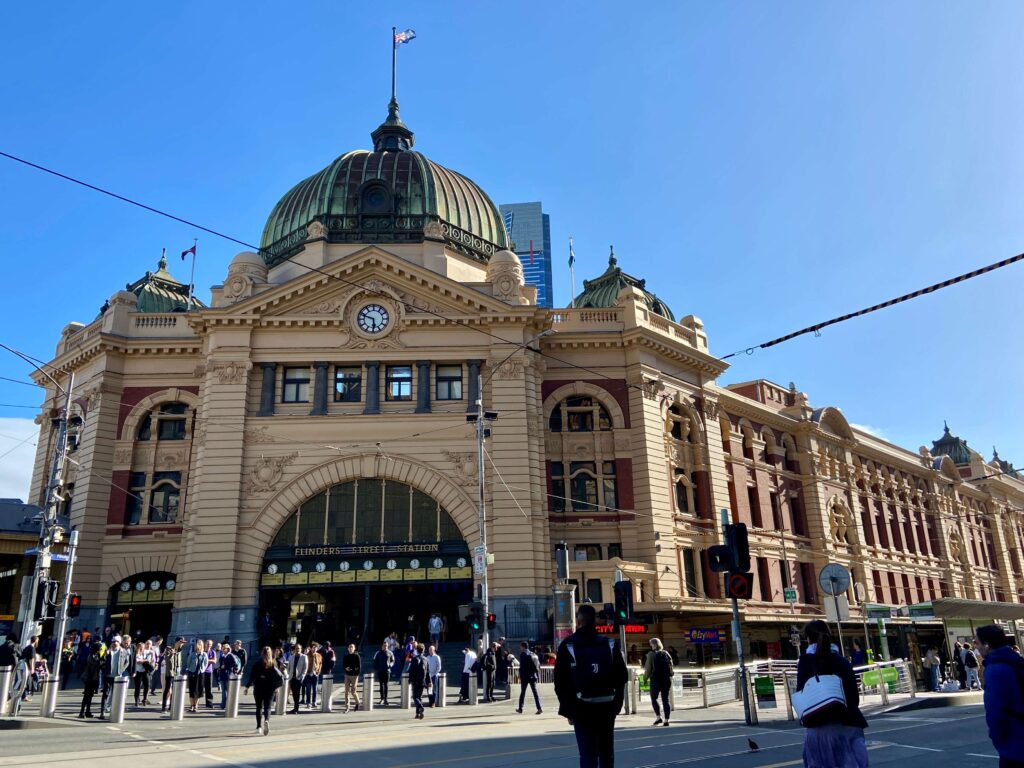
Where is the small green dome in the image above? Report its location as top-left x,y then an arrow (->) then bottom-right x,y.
573,247 -> 675,321
260,101 -> 509,267
124,250 -> 202,313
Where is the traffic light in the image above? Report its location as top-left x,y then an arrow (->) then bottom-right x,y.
613,580 -> 634,625
67,593 -> 82,618
486,612 -> 496,630
725,571 -> 754,600
467,601 -> 485,632
709,523 -> 750,573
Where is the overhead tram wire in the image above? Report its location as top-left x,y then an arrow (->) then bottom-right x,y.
721,251 -> 1024,360
0,150 -> 688,402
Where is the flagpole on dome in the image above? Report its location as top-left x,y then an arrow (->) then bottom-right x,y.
568,235 -> 577,308
181,238 -> 197,309
391,26 -> 398,104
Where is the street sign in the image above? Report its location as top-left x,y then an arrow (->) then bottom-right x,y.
473,550 -> 487,575
865,604 -> 895,620
906,602 -> 935,619
687,628 -> 725,643
818,563 -> 851,596
783,587 -> 798,604
753,676 -> 777,709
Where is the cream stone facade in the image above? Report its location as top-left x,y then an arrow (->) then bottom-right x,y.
28,106 -> 1024,659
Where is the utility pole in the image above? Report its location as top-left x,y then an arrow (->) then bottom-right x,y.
21,372 -> 75,646
50,529 -> 79,672
470,372 -> 498,649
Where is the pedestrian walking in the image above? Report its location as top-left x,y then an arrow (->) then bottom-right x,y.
482,641 -> 498,702
203,639 -> 216,707
288,643 -> 308,714
425,644 -> 442,707
133,641 -> 155,706
408,643 -> 429,719
922,646 -> 941,692
217,642 -> 241,709
644,637 -> 674,726
794,620 -> 869,768
975,624 -> 1024,767
964,643 -> 983,690
459,645 -> 477,703
78,642 -> 104,718
554,604 -> 628,768
245,647 -> 283,736
515,641 -> 542,714
161,638 -> 184,712
428,614 -> 442,648
304,642 -> 322,709
952,642 -> 967,690
321,640 -> 336,682
342,643 -> 361,712
373,641 -> 394,705
233,640 -> 248,671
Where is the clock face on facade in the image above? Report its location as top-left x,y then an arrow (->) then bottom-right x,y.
150,580 -> 162,591
386,559 -> 397,570
456,557 -> 467,568
339,561 -> 350,571
363,560 -> 374,571
135,580 -> 146,592
120,582 -> 131,592
291,563 -> 302,574
409,559 -> 420,569
433,558 -> 444,569
166,579 -> 176,590
266,564 -> 278,575
315,562 -> 326,573
357,304 -> 390,334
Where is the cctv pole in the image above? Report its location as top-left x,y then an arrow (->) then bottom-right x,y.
21,372 -> 74,647
475,371 -> 489,649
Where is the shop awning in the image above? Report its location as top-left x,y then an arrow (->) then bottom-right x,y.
907,599 -> 1024,621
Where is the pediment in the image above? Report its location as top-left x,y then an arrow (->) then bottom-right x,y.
214,247 -> 519,321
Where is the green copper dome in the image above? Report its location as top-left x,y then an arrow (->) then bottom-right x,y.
573,247 -> 675,321
260,101 -> 509,267
125,251 -> 202,313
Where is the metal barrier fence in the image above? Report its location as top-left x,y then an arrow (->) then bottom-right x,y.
774,659 -> 916,721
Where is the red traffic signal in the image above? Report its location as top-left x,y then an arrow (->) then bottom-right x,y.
67,593 -> 82,618
725,572 -> 754,600
486,613 -> 497,630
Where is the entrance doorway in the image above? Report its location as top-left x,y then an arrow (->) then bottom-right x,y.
108,572 -> 176,642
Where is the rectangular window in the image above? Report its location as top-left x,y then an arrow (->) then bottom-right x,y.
585,578 -> 603,604
769,492 -> 782,530
126,472 -> 146,525
682,548 -> 699,597
748,486 -> 762,528
874,500 -> 889,548
385,365 -> 413,401
790,493 -> 808,536
550,462 -> 565,513
602,461 -> 618,511
334,366 -> 362,402
574,544 -> 602,561
148,471 -> 181,524
608,543 -> 622,560
859,497 -> 875,546
757,557 -> 772,601
157,417 -> 186,441
282,367 -> 310,403
435,365 -> 463,401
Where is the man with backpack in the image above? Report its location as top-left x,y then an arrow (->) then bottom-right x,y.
481,641 -> 499,702
408,643 -> 430,719
554,604 -> 628,767
975,624 -> 1024,767
516,641 -> 543,715
644,637 -> 674,726
964,641 -> 982,690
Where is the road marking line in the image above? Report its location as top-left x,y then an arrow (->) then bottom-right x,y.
634,740 -> 807,768
869,741 -> 942,752
752,743 -> 888,768
965,753 -> 998,760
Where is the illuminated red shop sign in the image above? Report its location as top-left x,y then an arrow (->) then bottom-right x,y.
597,624 -> 648,634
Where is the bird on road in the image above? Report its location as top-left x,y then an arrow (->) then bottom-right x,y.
748,739 -> 760,752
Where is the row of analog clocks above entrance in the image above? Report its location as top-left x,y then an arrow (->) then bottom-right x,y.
119,579 -> 176,592
266,556 -> 468,575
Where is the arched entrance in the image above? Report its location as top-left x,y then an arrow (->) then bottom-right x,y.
258,478 -> 472,647
108,572 -> 177,642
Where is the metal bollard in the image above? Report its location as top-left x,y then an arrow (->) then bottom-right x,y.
400,673 -> 411,709
362,674 -> 374,712
627,669 -> 639,715
907,665 -> 917,699
321,674 -> 333,713
0,666 -> 12,716
437,672 -> 447,708
274,672 -> 289,717
109,677 -> 129,723
783,674 -> 795,722
225,673 -> 241,718
169,674 -> 187,720
878,664 -> 890,706
468,673 -> 479,706
503,680 -> 512,701
41,675 -> 60,718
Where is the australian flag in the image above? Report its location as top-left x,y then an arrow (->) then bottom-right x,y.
394,28 -> 416,45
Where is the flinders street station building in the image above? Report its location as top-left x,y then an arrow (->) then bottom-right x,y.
28,101 -> 1024,663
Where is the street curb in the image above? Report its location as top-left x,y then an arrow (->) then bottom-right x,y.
883,693 -> 984,713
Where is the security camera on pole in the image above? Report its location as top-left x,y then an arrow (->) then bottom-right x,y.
466,372 -> 498,648
708,510 -> 754,725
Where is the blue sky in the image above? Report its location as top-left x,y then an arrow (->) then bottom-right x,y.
1,2 -> 1022,497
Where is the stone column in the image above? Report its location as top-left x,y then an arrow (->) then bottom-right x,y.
415,361 -> 432,414
363,362 -> 380,414
310,362 -> 329,416
258,363 -> 276,417
466,360 -> 482,413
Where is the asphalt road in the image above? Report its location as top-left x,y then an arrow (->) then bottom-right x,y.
0,701 -> 997,768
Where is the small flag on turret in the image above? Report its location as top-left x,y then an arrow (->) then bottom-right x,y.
181,243 -> 196,260
568,237 -> 576,268
394,28 -> 416,45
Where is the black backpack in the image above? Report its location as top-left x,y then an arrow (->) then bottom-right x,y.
965,650 -> 978,669
567,637 -> 617,703
653,650 -> 674,679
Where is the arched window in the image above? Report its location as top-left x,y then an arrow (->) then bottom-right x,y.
548,396 -> 613,432
271,479 -> 462,547
126,471 -> 182,525
137,402 -> 189,442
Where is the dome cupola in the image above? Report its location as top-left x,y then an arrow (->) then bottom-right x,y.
260,100 -> 509,268
573,247 -> 675,320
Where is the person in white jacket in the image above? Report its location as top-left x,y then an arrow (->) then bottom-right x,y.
425,644 -> 442,707
288,644 -> 308,714
459,646 -> 477,703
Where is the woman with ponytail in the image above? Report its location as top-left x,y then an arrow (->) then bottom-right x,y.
796,620 -> 869,767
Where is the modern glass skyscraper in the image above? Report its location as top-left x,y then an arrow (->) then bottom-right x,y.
498,201 -> 553,308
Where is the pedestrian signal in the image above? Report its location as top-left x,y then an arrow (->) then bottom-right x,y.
67,593 -> 82,618
486,613 -> 496,630
613,580 -> 634,625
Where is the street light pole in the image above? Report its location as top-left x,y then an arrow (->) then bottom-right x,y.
20,371 -> 74,646
475,374 -> 489,649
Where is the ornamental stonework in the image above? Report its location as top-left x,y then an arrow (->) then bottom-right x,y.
491,359 -> 525,380
246,453 -> 298,494
210,360 -> 252,385
443,451 -> 477,487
